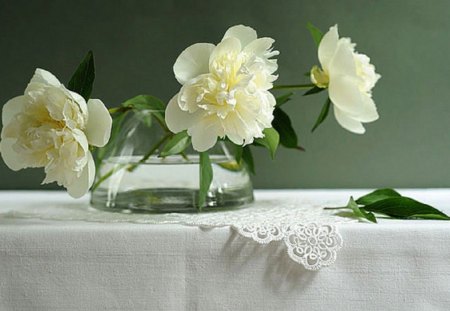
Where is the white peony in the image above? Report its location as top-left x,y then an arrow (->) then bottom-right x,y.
311,25 -> 381,134
0,69 -> 112,198
165,25 -> 279,152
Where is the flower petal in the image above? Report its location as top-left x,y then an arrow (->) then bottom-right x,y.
67,88 -> 88,117
2,96 -> 27,126
165,94 -> 203,133
244,37 -> 277,57
353,52 -> 381,93
209,37 -> 242,70
25,68 -> 61,94
0,138 -> 25,171
357,93 -> 379,122
66,152 -> 95,198
223,111 -> 253,145
318,25 -> 339,70
173,43 -> 215,85
333,106 -> 366,134
244,37 -> 279,75
329,38 -> 357,79
85,99 -> 112,147
178,74 -> 208,113
328,75 -> 367,118
188,116 -> 223,152
222,25 -> 257,48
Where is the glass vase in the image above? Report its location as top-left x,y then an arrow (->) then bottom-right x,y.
90,109 -> 254,213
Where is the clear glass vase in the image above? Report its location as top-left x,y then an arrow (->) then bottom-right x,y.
90,109 -> 254,213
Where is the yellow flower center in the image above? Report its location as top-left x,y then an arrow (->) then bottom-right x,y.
196,51 -> 251,119
310,65 -> 329,88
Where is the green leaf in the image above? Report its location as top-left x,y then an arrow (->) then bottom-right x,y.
357,207 -> 377,223
303,86 -> 325,96
311,98 -> 331,132
122,94 -> 165,111
234,145 -> 243,164
272,107 -> 300,149
356,188 -> 402,206
198,152 -> 213,210
338,188 -> 450,222
307,22 -> 324,47
68,51 -> 95,101
160,131 -> 191,157
346,197 -> 377,223
275,92 -> 294,107
121,95 -> 166,127
254,127 -> 280,159
363,197 -> 450,220
410,214 -> 450,220
242,146 -> 255,175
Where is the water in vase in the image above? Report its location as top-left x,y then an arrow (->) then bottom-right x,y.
90,155 -> 254,212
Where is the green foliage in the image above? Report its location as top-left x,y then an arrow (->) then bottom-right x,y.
254,127 -> 280,159
307,22 -> 324,47
68,51 -> 95,101
311,98 -> 331,132
242,146 -> 255,175
303,86 -> 325,96
122,94 -> 165,111
335,189 -> 450,221
160,131 -> 190,157
121,95 -> 166,127
344,197 -> 377,223
198,152 -> 213,210
234,145 -> 243,164
355,188 -> 401,205
275,92 -> 294,107
362,197 -> 450,220
272,107 -> 301,150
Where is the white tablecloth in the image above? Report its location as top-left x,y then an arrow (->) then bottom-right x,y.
1,190 -> 450,310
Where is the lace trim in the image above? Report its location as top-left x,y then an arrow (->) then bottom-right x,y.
237,223 -> 342,270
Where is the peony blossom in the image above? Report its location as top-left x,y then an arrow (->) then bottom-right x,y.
165,25 -> 279,152
0,69 -> 112,198
311,25 -> 381,134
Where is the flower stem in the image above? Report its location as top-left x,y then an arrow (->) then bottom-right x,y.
272,83 -> 315,90
91,163 -> 128,191
324,207 -> 347,210
127,133 -> 172,172
180,152 -> 190,161
108,106 -> 131,114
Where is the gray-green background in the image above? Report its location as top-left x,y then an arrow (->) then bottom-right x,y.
1,0 -> 449,190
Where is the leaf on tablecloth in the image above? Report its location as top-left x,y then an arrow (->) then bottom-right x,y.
332,188 -> 450,222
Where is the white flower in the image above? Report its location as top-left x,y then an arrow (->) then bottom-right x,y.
0,69 -> 112,198
165,25 -> 279,152
311,25 -> 381,134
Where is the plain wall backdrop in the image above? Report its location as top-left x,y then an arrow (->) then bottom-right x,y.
1,0 -> 449,190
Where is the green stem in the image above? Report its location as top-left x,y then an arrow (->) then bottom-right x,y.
180,152 -> 190,161
108,106 -> 131,114
324,207 -> 348,210
154,116 -> 170,133
272,83 -> 315,90
91,163 -> 128,191
127,133 -> 172,172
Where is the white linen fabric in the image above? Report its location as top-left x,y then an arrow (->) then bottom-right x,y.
0,191 -> 352,270
1,190 -> 450,310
